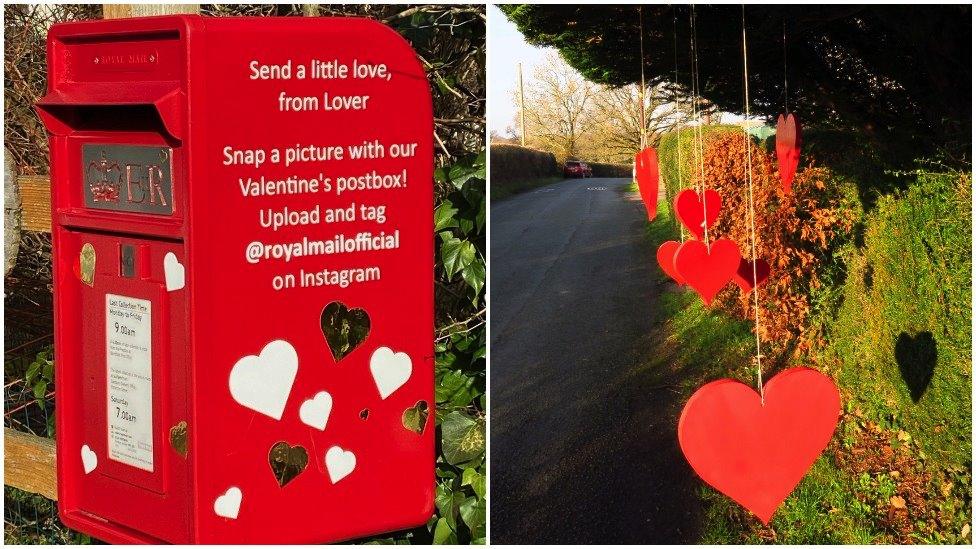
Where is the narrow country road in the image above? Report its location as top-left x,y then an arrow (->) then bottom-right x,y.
489,177 -> 703,544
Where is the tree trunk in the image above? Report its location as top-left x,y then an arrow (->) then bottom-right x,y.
4,150 -> 21,276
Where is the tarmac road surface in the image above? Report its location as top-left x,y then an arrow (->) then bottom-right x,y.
490,177 -> 703,544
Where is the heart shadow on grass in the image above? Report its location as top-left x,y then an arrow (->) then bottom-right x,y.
894,331 -> 937,403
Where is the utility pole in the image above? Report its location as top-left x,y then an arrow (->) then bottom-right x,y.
518,62 -> 527,146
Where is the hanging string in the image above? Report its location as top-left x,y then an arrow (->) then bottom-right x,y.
673,9 -> 685,242
688,8 -> 699,198
782,17 -> 788,114
691,5 -> 709,247
639,6 -> 647,150
742,5 -> 765,404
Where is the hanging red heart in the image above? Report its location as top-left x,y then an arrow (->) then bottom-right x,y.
656,240 -> 685,285
678,367 -> 841,525
775,113 -> 802,194
732,257 -> 770,293
634,147 -> 660,220
674,189 -> 721,241
673,238 -> 740,306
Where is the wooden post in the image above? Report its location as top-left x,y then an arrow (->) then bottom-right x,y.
102,4 -> 199,19
4,428 -> 58,501
518,63 -> 526,147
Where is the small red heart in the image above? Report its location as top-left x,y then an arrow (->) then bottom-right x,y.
733,257 -> 770,293
674,189 -> 721,241
656,240 -> 684,285
634,148 -> 659,220
673,239 -> 740,306
678,367 -> 841,525
775,113 -> 802,194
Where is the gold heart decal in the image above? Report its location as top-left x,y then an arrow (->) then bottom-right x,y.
402,400 -> 430,434
169,421 -> 188,457
268,441 -> 308,488
320,301 -> 370,362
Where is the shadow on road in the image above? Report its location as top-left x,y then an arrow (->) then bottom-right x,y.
490,177 -> 704,543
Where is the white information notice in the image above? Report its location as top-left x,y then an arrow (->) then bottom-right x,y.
106,294 -> 154,472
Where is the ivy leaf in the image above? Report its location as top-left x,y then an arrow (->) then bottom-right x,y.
434,200 -> 459,232
461,255 -> 486,297
26,361 -> 41,384
432,517 -> 457,545
441,411 -> 485,466
462,468 -> 487,499
436,369 -> 476,407
459,496 -> 486,531
440,237 -> 476,279
448,152 -> 486,189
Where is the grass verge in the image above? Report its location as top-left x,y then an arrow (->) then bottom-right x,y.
641,191 -> 971,544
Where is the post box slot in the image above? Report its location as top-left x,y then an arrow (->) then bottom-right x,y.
39,104 -> 168,134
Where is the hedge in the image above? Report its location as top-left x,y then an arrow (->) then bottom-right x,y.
489,143 -> 559,183
589,162 -> 632,178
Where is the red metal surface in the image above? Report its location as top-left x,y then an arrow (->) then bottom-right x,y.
678,367 -> 841,525
39,15 -> 433,544
674,188 -> 721,241
732,257 -> 770,294
673,239 -> 740,306
775,113 -> 802,194
634,147 -> 659,219
655,240 -> 685,285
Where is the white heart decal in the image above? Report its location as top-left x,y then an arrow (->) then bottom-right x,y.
229,340 -> 298,420
325,445 -> 356,484
163,252 -> 185,291
214,486 -> 242,519
299,391 -> 333,431
81,444 -> 98,474
369,347 -> 412,400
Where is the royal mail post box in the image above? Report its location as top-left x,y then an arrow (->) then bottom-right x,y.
37,15 -> 433,544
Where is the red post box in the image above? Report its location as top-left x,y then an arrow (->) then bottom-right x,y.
37,15 -> 433,544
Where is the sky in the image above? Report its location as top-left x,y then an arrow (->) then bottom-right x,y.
488,5 -> 556,135
487,5 -> 757,135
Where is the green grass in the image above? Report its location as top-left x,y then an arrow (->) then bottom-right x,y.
827,172 -> 972,467
490,175 -> 563,201
641,178 -> 972,543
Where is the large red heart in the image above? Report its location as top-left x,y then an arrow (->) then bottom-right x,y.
732,257 -> 770,293
775,113 -> 802,194
674,189 -> 721,241
656,240 -> 684,285
678,367 -> 841,525
634,148 -> 660,220
673,239 -> 740,306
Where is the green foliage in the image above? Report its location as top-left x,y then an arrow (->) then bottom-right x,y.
3,487 -> 94,544
489,143 -> 560,199
828,172 -> 972,467
500,5 -> 971,162
24,345 -> 55,437
588,162 -> 631,178
427,151 -> 487,545
649,149 -> 972,543
657,125 -> 741,206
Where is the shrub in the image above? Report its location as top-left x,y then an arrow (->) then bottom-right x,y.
828,172 -> 972,467
588,161 -> 631,177
659,127 -> 861,354
489,143 -> 559,183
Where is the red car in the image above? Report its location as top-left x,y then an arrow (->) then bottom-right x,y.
564,160 -> 593,178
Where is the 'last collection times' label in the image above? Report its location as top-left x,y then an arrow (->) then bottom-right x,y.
106,294 -> 154,472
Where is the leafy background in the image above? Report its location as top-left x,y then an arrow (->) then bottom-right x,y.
3,4 -> 485,545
